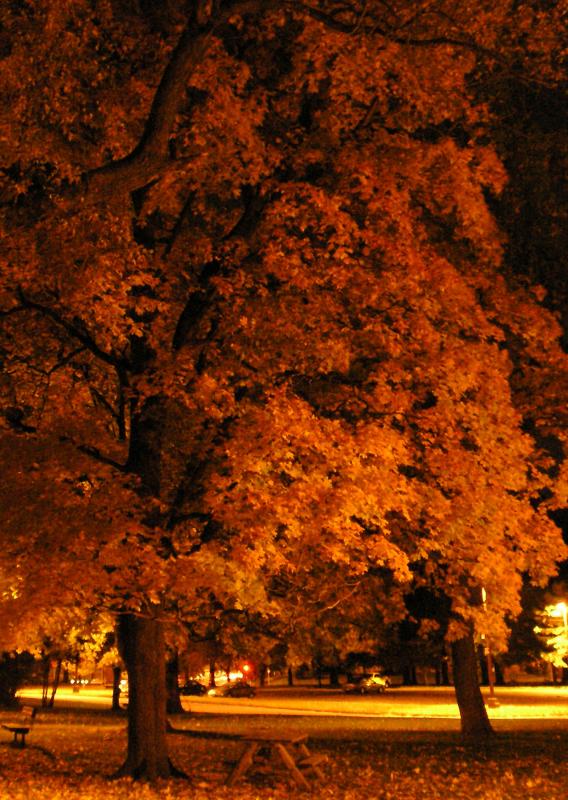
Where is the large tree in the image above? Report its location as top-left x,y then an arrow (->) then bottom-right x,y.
1,0 -> 567,774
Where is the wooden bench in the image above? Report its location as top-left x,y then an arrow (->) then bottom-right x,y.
2,705 -> 36,748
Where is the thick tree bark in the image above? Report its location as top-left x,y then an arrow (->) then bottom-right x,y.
114,395 -> 190,778
451,632 -> 494,738
116,612 -> 182,779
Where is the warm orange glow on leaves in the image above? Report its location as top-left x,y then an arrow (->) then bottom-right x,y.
0,0 -> 566,686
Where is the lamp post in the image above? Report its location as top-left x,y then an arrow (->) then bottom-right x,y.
481,587 -> 500,708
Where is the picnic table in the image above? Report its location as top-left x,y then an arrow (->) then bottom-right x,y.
226,731 -> 325,789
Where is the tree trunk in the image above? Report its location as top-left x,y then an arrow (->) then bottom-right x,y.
258,663 -> 267,687
451,632 -> 494,738
329,666 -> 340,687
115,398 -> 186,778
116,612 -> 182,779
494,660 -> 504,686
48,658 -> 62,708
166,651 -> 183,714
441,655 -> 450,686
402,664 -> 417,685
287,666 -> 294,686
41,652 -> 50,708
436,656 -> 450,686
111,665 -> 122,712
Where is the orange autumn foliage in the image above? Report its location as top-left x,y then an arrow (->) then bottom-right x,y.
0,0 -> 566,760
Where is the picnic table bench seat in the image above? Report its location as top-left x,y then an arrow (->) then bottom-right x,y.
2,705 -> 36,748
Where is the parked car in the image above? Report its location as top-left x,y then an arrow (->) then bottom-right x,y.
179,679 -> 208,696
208,680 -> 256,698
343,673 -> 390,694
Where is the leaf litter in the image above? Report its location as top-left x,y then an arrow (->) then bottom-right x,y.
0,710 -> 567,799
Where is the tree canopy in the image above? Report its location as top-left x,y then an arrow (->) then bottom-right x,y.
1,0 -> 567,765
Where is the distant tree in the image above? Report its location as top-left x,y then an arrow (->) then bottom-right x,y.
533,582 -> 568,682
503,581 -> 550,669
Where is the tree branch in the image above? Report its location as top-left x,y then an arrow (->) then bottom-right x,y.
47,346 -> 87,375
76,443 -> 128,472
77,0 -> 502,206
85,0 -> 278,201
16,288 -> 128,371
0,304 -> 26,318
298,1 -> 499,57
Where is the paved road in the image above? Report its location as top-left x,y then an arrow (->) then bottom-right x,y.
183,685 -> 568,725
19,684 -> 568,730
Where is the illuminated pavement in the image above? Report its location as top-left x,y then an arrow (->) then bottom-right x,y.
19,684 -> 568,728
183,685 -> 568,726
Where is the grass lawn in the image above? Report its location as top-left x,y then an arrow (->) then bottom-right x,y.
1,708 -> 567,799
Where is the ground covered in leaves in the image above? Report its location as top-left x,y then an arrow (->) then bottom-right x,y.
0,709 -> 567,799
